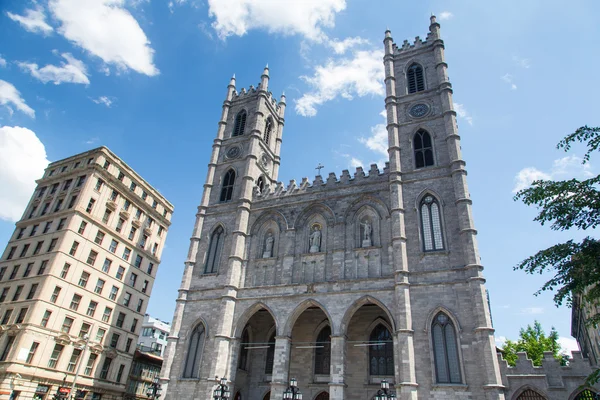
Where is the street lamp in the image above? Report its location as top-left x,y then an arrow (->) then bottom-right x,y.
212,376 -> 230,400
69,334 -> 91,400
282,378 -> 302,400
374,380 -> 396,400
146,376 -> 162,400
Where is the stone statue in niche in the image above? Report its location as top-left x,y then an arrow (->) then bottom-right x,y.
309,224 -> 322,253
263,232 -> 274,258
360,219 -> 372,247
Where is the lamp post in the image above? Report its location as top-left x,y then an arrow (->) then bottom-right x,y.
212,376 -> 230,400
374,380 -> 396,400
69,334 -> 90,400
146,376 -> 162,400
282,378 -> 302,400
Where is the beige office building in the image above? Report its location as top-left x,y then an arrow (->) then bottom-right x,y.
0,147 -> 173,400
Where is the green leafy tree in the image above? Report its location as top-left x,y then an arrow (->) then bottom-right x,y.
500,321 -> 567,366
513,126 -> 600,325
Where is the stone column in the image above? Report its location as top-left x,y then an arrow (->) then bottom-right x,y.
329,335 -> 346,400
270,336 -> 291,400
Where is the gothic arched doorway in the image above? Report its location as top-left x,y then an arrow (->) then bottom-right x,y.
516,389 -> 546,399
314,391 -> 329,400
262,391 -> 270,400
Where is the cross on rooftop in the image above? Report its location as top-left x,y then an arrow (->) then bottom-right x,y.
316,163 -> 324,175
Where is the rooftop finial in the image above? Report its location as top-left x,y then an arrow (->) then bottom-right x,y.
384,27 -> 392,39
229,74 -> 236,87
430,14 -> 437,24
262,64 -> 269,77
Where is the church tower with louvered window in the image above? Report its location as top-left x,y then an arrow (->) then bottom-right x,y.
161,16 -> 598,400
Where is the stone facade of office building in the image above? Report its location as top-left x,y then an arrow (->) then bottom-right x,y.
0,147 -> 173,400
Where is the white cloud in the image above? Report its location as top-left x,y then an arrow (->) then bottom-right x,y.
513,155 -> 595,193
6,7 -> 54,35
0,126 -> 50,222
207,0 -> 346,41
513,55 -> 531,69
328,37 -> 370,54
359,122 -> 388,158
520,307 -> 544,315
558,336 -> 579,356
296,49 -> 384,117
495,335 -> 507,348
18,53 -> 89,85
501,73 -> 517,90
0,56 -> 7,68
91,96 -> 114,107
0,80 -> 35,118
438,11 -> 454,21
85,137 -> 100,145
453,103 -> 473,126
49,0 -> 159,76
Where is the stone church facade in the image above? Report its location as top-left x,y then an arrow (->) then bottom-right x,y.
160,17 -> 598,400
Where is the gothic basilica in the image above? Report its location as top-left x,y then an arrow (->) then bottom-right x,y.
160,17 -> 598,400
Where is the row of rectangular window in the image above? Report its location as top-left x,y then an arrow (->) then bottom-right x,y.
0,281 -> 39,303
11,217 -> 67,245
0,260 -> 48,282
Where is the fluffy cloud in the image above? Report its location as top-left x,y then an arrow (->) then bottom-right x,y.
18,53 -> 89,85
520,307 -> 544,315
296,49 -> 384,117
6,6 -> 54,35
91,96 -> 114,107
0,56 -> 7,68
328,37 -> 370,54
513,55 -> 531,69
48,0 -> 158,76
359,121 -> 387,158
502,73 -> 517,90
513,155 -> 594,193
0,126 -> 49,222
558,336 -> 579,356
438,11 -> 454,20
0,80 -> 35,118
453,102 -> 473,126
207,0 -> 346,41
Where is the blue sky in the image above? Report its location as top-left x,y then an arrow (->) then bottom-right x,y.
1,0 -> 599,353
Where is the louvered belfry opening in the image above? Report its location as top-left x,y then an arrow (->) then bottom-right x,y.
233,110 -> 247,137
407,63 -> 425,93
516,389 -> 546,400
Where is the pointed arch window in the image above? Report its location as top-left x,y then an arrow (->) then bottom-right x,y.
407,63 -> 425,93
233,110 -> 247,137
420,195 -> 444,251
265,332 -> 275,374
220,169 -> 236,202
432,312 -> 461,384
257,176 -> 265,193
414,129 -> 434,168
183,324 -> 205,378
516,389 -> 546,400
314,326 -> 331,375
204,226 -> 224,274
264,118 -> 273,146
369,324 -> 394,376
238,328 -> 250,370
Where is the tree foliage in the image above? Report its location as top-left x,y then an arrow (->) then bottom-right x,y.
501,321 -> 567,367
513,126 -> 600,325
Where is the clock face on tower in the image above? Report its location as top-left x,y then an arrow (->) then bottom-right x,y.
408,103 -> 430,118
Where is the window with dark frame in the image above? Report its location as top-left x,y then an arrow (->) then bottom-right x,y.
407,63 -> 425,93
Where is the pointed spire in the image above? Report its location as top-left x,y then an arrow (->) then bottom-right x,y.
384,27 -> 392,40
260,64 -> 269,91
262,64 -> 269,77
430,14 -> 437,25
279,92 -> 286,104
229,74 -> 236,87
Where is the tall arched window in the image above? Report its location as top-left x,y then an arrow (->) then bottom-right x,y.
432,312 -> 461,384
264,118 -> 273,146
314,326 -> 331,375
407,63 -> 425,93
233,110 -> 247,137
314,392 -> 329,400
257,176 -> 265,193
516,389 -> 546,400
220,169 -> 236,202
420,195 -> 444,251
574,390 -> 597,400
414,129 -> 434,168
238,329 -> 249,371
183,324 -> 205,378
369,324 -> 393,376
265,332 -> 275,374
204,226 -> 224,274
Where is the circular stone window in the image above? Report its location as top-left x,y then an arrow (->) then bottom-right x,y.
408,103 -> 430,118
225,146 -> 242,159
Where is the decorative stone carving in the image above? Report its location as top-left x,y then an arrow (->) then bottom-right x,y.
360,219 -> 372,247
309,224 -> 322,253
263,232 -> 274,258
